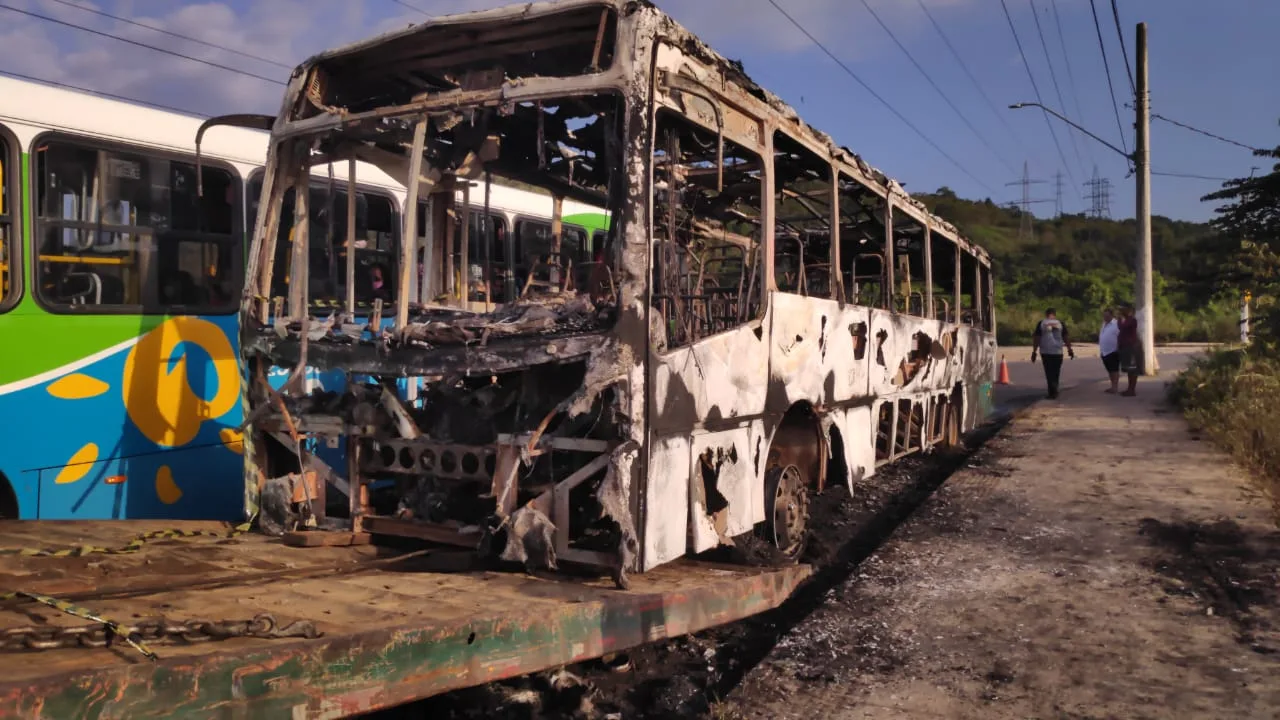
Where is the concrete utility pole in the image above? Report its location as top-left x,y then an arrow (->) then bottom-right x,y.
1009,23 -> 1155,375
1134,22 -> 1155,376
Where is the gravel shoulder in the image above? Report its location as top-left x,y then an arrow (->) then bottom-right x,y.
718,376 -> 1280,720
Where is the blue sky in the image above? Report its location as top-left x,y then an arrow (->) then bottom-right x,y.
1,0 -> 1275,222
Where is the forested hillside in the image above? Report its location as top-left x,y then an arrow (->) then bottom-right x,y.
914,188 -> 1237,346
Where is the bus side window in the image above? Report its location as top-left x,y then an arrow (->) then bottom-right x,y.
33,138 -> 241,313
562,224 -> 587,265
255,175 -> 400,311
0,130 -> 13,310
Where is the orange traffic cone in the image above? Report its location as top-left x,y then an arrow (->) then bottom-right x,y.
997,355 -> 1011,385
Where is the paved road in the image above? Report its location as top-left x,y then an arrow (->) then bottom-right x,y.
993,349 -> 1200,413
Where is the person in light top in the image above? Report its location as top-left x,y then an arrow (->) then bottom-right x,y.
1098,307 -> 1121,394
1031,307 -> 1074,399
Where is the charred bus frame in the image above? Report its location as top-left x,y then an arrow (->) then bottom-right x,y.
230,0 -> 997,589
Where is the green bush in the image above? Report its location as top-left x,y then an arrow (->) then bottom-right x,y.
1169,348 -> 1280,495
995,297 -> 1237,347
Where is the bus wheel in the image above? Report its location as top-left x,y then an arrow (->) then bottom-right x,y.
764,463 -> 809,562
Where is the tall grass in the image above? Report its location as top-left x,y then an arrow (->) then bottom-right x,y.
1169,348 -> 1280,498
996,300 -> 1238,347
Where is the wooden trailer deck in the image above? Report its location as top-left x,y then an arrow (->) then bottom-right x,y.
0,521 -> 807,719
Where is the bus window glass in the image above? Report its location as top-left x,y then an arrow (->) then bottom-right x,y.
0,132 -> 12,309
562,224 -> 587,264
34,140 -> 240,312
250,176 -> 399,309
448,209 -> 508,303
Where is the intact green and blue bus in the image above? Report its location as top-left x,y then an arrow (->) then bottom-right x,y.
0,76 -> 610,521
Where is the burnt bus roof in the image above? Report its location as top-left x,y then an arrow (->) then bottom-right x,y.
284,0 -> 990,267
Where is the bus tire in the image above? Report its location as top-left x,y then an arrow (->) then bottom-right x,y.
939,401 -> 960,449
0,475 -> 16,519
763,463 -> 809,562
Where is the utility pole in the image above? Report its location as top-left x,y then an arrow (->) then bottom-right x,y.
1134,22 -> 1155,376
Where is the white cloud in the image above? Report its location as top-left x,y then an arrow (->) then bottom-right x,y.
0,0 -> 406,115
0,0 -> 973,117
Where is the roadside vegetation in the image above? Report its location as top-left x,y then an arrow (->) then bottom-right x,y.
914,188 -> 1238,347
1168,130 -> 1280,496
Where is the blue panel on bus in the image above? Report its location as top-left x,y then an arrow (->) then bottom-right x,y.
5,314 -> 244,520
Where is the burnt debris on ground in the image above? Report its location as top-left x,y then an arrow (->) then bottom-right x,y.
366,415 -> 1011,719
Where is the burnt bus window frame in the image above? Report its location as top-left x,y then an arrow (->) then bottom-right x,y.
30,131 -> 245,317
247,168 -> 402,312
0,124 -> 20,313
649,107 -> 767,353
772,129 -> 837,300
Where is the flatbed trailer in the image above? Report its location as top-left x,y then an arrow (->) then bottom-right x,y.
0,521 -> 807,719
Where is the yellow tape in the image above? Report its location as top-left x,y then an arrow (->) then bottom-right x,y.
12,590 -> 158,660
0,522 -> 251,559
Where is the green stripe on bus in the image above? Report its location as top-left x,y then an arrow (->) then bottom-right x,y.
0,152 -> 162,386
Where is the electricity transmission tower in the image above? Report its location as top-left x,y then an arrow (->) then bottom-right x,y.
1005,161 -> 1053,242
1084,166 -> 1113,219
1054,171 -> 1064,218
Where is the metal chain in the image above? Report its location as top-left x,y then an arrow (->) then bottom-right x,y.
0,613 -> 320,653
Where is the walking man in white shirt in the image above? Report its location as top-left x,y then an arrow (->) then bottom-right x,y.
1098,308 -> 1121,394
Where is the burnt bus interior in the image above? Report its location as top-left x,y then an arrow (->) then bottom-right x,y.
231,0 -> 993,586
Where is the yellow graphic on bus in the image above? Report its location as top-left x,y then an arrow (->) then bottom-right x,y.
47,373 -> 110,400
155,465 -> 184,505
122,317 -> 240,448
55,443 -> 100,485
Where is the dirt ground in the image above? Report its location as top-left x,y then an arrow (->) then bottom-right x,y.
718,378 -> 1280,720
383,374 -> 1280,719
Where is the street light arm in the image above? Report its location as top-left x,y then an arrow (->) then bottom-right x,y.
1009,102 -> 1133,162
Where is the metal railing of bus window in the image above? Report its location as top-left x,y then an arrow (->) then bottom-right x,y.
63,271 -> 103,305
932,296 -> 951,322
850,252 -> 885,309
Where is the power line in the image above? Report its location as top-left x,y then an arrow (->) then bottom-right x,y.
1152,113 -> 1263,153
855,0 -> 1018,176
912,0 -> 1040,169
1028,0 -> 1084,183
45,0 -> 292,69
763,0 -> 997,194
1047,0 -> 1094,168
1110,0 -> 1135,95
1152,170 -> 1233,182
1087,0 -> 1129,158
0,3 -> 284,86
0,69 -> 206,117
999,0 -> 1079,202
390,0 -> 432,17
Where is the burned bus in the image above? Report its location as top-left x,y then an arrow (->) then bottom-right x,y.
229,0 -> 997,589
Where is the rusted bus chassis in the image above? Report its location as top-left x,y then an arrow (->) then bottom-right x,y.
238,0 -> 998,588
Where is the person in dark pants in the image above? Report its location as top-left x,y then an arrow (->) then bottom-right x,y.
1116,303 -> 1142,396
1031,308 -> 1074,399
